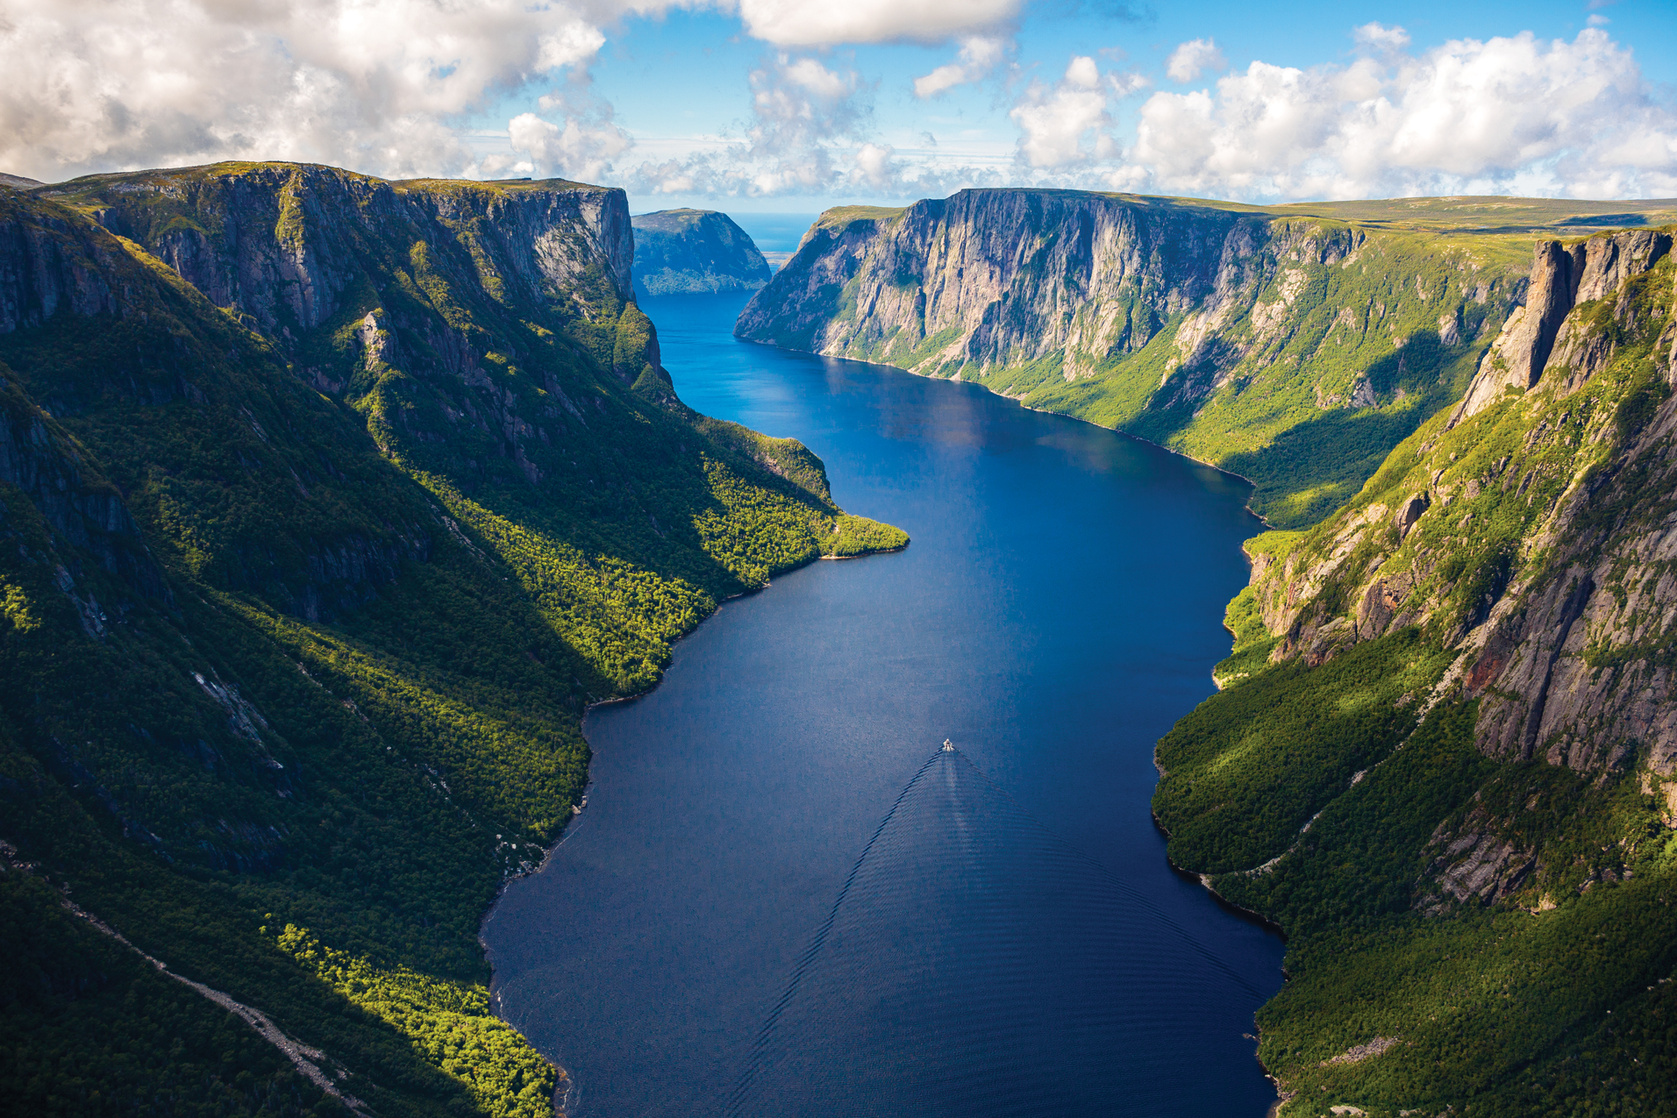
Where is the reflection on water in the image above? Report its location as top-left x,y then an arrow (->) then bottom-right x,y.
483,291 -> 1283,1118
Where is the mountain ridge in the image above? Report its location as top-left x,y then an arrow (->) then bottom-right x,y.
0,162 -> 904,1118
737,189 -> 1677,529
1157,224 -> 1677,1116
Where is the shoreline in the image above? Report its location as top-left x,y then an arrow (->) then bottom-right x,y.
1150,813 -> 1292,1114
485,331 -> 1278,1117
732,335 -> 1275,530
477,520 -> 908,1114
1149,810 -> 1289,940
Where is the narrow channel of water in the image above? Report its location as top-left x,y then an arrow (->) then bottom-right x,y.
483,287 -> 1285,1117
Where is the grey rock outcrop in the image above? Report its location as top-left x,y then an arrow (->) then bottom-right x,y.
1452,229 -> 1672,422
1425,820 -> 1536,906
737,191 -> 1280,374
0,370 -> 167,605
0,205 -> 121,333
1252,224 -> 1677,776
75,165 -> 635,340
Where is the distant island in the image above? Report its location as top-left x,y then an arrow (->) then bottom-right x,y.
632,208 -> 772,296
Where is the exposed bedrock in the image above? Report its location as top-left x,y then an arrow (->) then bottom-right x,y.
737,188 -> 1529,528
1253,226 -> 1677,776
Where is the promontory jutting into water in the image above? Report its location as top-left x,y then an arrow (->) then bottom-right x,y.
484,277 -> 1286,1116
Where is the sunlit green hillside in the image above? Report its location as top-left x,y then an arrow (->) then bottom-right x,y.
0,165 -> 902,1117
1157,228 -> 1677,1116
740,190 -> 1677,528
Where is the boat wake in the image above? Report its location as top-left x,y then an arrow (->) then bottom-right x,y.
725,742 -> 1268,1118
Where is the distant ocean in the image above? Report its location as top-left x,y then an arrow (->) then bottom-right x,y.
728,213 -> 818,272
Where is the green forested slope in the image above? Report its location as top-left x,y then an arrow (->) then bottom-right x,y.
1154,229 -> 1677,1116
0,166 -> 903,1117
738,191 -> 1677,528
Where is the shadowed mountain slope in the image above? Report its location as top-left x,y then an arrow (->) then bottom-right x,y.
0,163 -> 902,1118
631,208 -> 771,297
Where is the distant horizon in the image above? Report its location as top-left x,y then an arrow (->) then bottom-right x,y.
18,158 -> 1676,227
16,160 -> 1677,220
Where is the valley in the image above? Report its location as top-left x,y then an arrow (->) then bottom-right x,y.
737,190 -> 1677,1115
7,164 -> 1677,1118
0,164 -> 902,1117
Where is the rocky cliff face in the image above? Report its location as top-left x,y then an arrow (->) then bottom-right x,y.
631,208 -> 770,296
0,369 -> 166,612
1152,225 -> 1677,1116
739,192 -> 1259,371
0,198 -> 123,330
1453,230 -> 1675,420
80,166 -> 633,335
1253,227 -> 1677,776
0,167 -> 904,1118
0,181 -> 432,623
45,164 -> 682,510
737,189 -> 1530,527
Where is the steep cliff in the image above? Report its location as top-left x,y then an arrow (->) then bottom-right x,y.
0,166 -> 903,1118
631,208 -> 771,296
1245,228 -> 1677,770
1154,227 -> 1677,1116
737,190 -> 1607,527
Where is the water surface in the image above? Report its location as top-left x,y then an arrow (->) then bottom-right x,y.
729,213 -> 817,257
485,290 -> 1284,1117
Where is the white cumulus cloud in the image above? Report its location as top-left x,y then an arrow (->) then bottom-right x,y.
1352,22 -> 1411,53
0,0 -> 688,181
913,35 -> 1009,98
508,100 -> 633,183
852,141 -> 897,186
1165,38 -> 1226,83
622,53 -> 871,196
737,0 -> 1022,47
779,56 -> 856,99
1121,28 -> 1677,200
1011,55 -> 1114,168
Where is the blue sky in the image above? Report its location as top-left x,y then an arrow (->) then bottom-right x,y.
566,0 -> 1677,210
4,0 -> 1674,208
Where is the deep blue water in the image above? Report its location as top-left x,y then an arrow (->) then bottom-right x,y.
483,290 -> 1285,1117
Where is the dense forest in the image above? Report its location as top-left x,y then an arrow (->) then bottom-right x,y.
0,165 -> 903,1117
